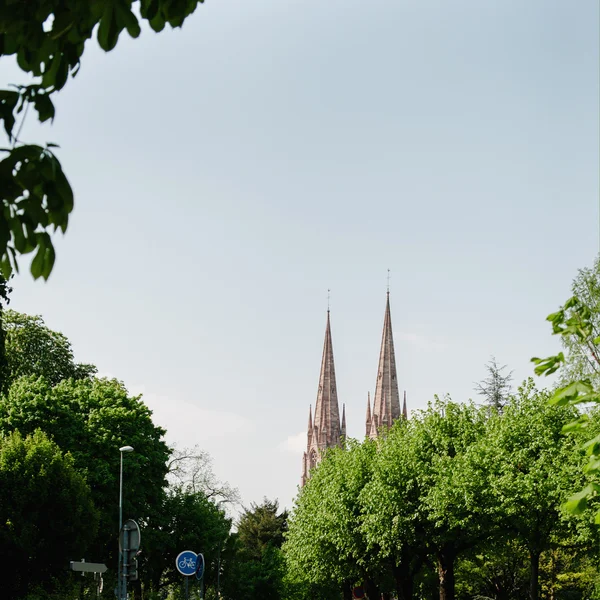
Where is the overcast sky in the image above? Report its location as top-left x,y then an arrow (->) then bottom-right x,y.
2,0 -> 599,512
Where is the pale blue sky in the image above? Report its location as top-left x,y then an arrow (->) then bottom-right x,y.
3,0 -> 599,511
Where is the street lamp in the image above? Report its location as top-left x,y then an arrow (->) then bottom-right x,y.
118,445 -> 134,600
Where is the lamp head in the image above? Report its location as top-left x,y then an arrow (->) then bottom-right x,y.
119,446 -> 134,453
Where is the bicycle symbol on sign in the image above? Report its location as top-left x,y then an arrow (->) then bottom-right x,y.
179,557 -> 196,569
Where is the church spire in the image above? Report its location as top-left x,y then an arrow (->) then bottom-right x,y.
341,404 -> 346,438
365,392 -> 372,437
301,308 -> 343,485
371,291 -> 401,435
403,391 -> 408,419
313,310 -> 341,448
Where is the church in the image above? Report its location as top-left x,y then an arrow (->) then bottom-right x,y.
301,292 -> 407,486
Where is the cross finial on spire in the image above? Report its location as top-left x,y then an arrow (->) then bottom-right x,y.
327,288 -> 331,312
387,269 -> 391,294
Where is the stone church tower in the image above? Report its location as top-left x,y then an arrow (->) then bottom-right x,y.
301,310 -> 345,487
366,291 -> 407,439
301,292 -> 407,486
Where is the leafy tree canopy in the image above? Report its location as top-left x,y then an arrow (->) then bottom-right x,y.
4,309 -> 96,387
0,429 -> 97,599
0,375 -> 170,556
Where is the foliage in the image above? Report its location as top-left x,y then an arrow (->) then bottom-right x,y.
142,486 -> 231,595
0,375 -> 170,558
532,258 -> 600,523
360,419 -> 428,600
286,440 -> 389,599
4,310 -> 96,387
483,380 -> 590,600
0,0 -> 207,279
474,356 -> 513,411
0,429 -> 97,599
221,499 -> 288,600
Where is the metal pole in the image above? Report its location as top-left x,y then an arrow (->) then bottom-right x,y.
216,546 -> 221,599
185,575 -> 189,600
118,451 -> 123,600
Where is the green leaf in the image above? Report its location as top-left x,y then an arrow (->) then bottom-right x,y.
30,237 -> 46,279
549,380 -> 593,406
98,2 -> 121,52
563,484 -> 598,515
0,90 -> 19,139
117,5 -> 142,38
32,93 -> 55,123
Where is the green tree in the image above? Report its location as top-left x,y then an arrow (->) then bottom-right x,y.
0,0 -> 207,280
474,356 -> 513,411
532,260 -> 600,523
285,442 -> 387,600
555,256 -> 600,389
237,499 -> 287,561
484,380 -> 588,600
141,486 -> 231,596
222,499 -> 288,600
0,375 -> 170,560
0,429 -> 98,599
361,420 -> 428,600
4,310 -> 96,387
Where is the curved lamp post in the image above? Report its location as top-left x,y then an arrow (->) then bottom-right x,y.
118,445 -> 134,600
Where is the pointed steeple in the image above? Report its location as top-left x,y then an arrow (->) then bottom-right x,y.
341,404 -> 346,438
371,291 -> 401,435
313,310 -> 342,448
365,392 -> 372,437
301,308 -> 343,485
308,404 -> 313,430
403,391 -> 408,419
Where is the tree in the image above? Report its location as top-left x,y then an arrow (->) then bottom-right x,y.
361,419 -> 428,600
412,399 -> 492,600
237,499 -> 287,561
285,442 -> 388,600
167,444 -> 240,506
474,356 -> 513,411
532,259 -> 600,523
556,256 -> 600,389
484,380 -> 589,600
141,486 -> 231,596
4,310 -> 96,387
0,0 -> 207,280
0,375 -> 170,560
0,429 -> 98,599
221,499 -> 288,600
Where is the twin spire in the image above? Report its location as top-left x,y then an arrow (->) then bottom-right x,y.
301,292 -> 408,486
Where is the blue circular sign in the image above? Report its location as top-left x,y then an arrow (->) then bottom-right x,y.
176,551 -> 197,576
195,553 -> 205,580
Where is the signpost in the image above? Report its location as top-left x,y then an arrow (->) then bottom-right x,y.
195,554 -> 205,580
176,550 -> 203,600
70,560 -> 107,598
119,519 -> 141,600
70,561 -> 108,574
